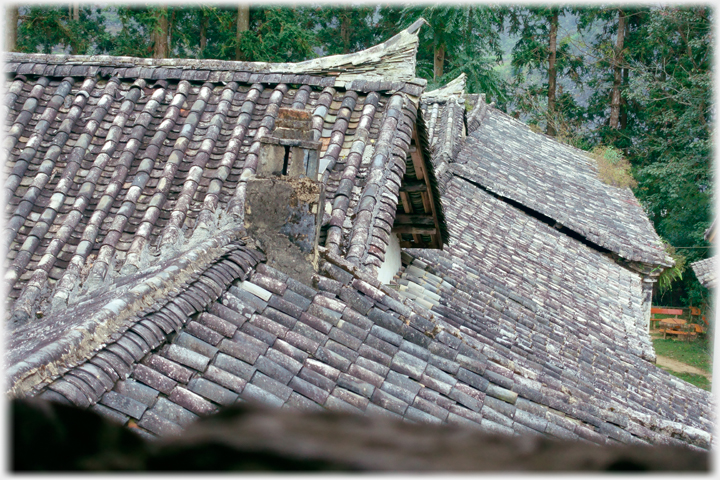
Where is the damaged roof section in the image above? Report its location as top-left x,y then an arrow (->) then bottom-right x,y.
420,84 -> 672,269
3,19 -> 446,324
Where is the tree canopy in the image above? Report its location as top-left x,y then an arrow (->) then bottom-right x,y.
8,4 -> 713,307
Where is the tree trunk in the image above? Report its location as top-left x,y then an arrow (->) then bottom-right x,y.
6,4 -> 18,52
152,5 -> 169,59
620,65 -> 629,130
434,43 -> 445,82
168,8 -> 175,56
546,8 -> 559,137
236,5 -> 250,61
609,9 -> 626,130
340,8 -> 350,54
200,10 -> 208,55
68,3 -> 82,54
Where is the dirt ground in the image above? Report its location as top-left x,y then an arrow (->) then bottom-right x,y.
655,355 -> 712,380
649,330 -> 713,381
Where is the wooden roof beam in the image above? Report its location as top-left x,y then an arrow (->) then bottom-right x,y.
411,127 -> 443,249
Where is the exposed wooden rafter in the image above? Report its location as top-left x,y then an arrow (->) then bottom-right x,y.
392,124 -> 443,249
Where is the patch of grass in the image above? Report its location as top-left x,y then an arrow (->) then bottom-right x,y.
652,313 -> 687,320
652,337 -> 713,373
590,146 -> 637,189
658,367 -> 711,391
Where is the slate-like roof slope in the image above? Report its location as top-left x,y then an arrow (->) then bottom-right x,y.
405,176 -> 656,361
13,240 -> 712,449
397,175 -> 713,444
3,20 -> 445,323
412,79 -> 713,449
450,99 -> 672,268
4,22 -> 712,454
691,256 -> 716,289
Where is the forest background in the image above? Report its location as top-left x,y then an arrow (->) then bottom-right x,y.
4,3 -> 714,309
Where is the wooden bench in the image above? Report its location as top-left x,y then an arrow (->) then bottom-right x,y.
651,307 -> 684,330
691,323 -> 706,334
688,306 -> 708,335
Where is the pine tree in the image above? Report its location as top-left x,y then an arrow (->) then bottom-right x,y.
508,6 -> 583,138
399,5 -> 507,100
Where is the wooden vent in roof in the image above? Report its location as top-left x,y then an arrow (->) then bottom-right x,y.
394,127 -> 443,249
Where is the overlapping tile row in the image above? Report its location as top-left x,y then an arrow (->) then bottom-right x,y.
6,226 -> 261,394
451,101 -> 673,268
392,254 -> 712,449
417,75 -> 469,198
2,62 -> 426,320
419,99 -> 465,196
691,256 -> 716,289
392,179 -> 712,448
23,242 -> 711,449
27,241 -> 263,435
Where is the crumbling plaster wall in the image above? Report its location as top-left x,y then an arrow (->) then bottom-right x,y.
244,177 -> 324,286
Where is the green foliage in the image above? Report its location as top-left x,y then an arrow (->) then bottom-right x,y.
109,6 -> 158,57
506,6 -> 585,131
17,5 -> 110,54
313,5 -> 381,55
625,7 -> 713,307
237,7 -> 318,63
399,5 -> 508,102
653,243 -> 686,294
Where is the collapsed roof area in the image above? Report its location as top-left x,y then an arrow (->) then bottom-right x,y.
3,20 -> 713,450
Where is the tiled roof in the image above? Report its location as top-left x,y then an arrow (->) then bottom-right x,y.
3,21 -> 446,323
397,175 -> 713,445
691,256 -> 716,289
407,176 -> 656,360
5,22 -> 712,453
420,75 -> 467,195
450,100 -> 672,268
13,241 -> 712,449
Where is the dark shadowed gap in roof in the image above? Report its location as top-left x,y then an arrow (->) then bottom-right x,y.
453,173 -> 613,256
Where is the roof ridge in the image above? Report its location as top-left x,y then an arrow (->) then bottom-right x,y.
5,18 -> 426,84
6,229 -> 257,396
421,73 -> 466,102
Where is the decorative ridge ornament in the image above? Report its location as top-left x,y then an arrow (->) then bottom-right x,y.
422,73 -> 467,102
4,18 -> 429,84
